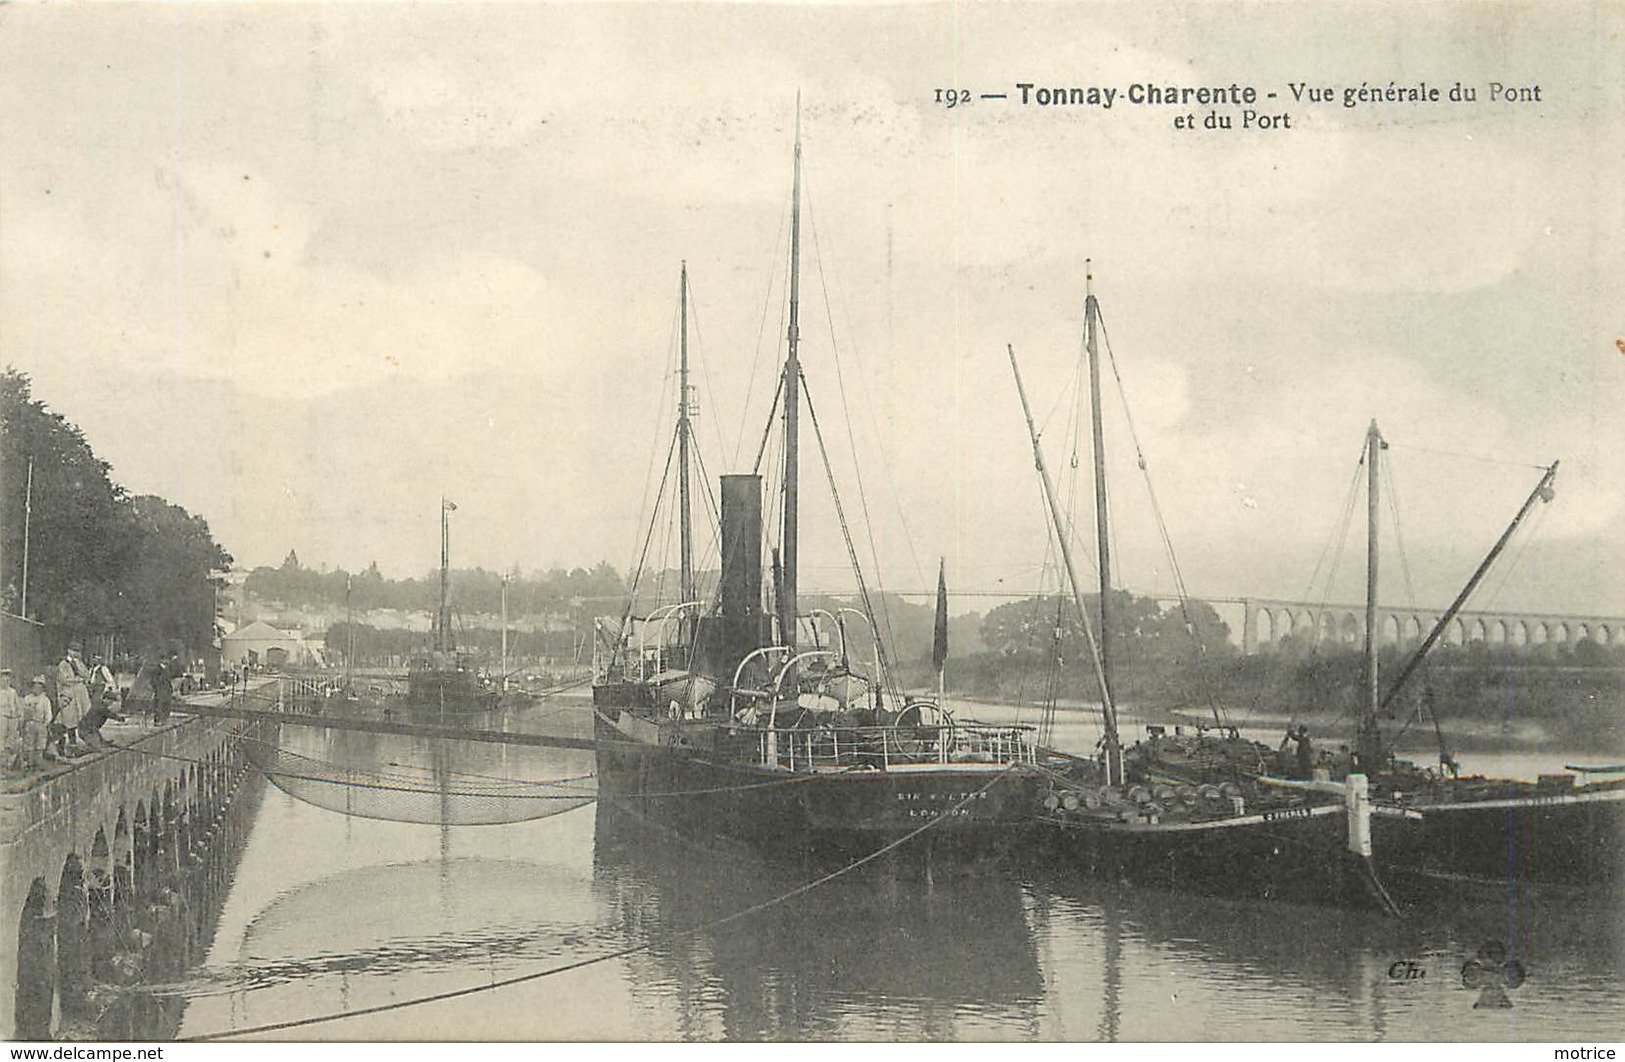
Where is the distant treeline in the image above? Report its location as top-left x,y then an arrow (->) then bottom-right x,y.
933,592 -> 1625,753
1214,639 -> 1625,752
244,553 -> 626,615
324,620 -> 589,666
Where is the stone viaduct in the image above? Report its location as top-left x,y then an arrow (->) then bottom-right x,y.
1240,598 -> 1625,655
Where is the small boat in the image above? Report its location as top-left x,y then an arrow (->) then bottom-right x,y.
592,110 -> 1044,863
1008,269 -> 1413,913
406,498 -> 500,718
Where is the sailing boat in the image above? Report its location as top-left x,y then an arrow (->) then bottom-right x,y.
1012,267 -> 1417,912
591,115 -> 1045,859
406,497 -> 499,718
1335,424 -> 1625,889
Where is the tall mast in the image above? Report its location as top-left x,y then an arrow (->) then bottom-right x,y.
0,416 -> 6,631
1010,343 -> 1123,786
1085,261 -> 1115,714
345,574 -> 354,687
20,458 -> 32,620
1357,420 -> 1384,771
500,575 -> 509,691
779,100 -> 802,651
678,262 -> 695,607
438,496 -> 452,653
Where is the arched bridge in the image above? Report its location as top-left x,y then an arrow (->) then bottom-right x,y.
1240,598 -> 1625,655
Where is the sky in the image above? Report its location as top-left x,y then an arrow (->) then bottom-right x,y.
2,2 -> 1622,620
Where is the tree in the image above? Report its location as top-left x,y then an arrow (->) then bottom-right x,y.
2,369 -> 131,626
1,369 -> 231,654
118,495 -> 233,657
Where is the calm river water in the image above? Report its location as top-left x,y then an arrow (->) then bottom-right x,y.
173,700 -> 1625,1042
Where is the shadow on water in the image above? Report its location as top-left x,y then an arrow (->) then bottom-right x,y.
1016,859 -> 1625,1041
589,801 -> 1046,1041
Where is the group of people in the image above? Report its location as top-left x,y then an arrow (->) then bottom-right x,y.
1,640 -> 181,771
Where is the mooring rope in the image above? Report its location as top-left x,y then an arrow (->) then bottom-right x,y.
180,766 -> 1024,1041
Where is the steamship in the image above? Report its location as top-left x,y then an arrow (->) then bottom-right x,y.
591,115 -> 1044,859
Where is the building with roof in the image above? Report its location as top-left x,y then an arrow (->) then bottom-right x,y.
220,620 -> 314,669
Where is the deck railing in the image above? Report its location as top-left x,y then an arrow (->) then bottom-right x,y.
756,721 -> 1037,772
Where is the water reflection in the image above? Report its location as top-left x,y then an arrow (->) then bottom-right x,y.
168,702 -> 1624,1042
590,803 -> 1045,1040
1019,863 -> 1625,1041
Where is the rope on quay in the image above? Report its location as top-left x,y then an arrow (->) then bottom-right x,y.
179,765 -> 1023,1041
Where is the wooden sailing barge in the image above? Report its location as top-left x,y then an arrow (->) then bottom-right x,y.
1009,268 -> 1417,912
592,116 -> 1043,859
1338,424 -> 1625,890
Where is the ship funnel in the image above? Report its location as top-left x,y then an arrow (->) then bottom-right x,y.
719,474 -> 764,636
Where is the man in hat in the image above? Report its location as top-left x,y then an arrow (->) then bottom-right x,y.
80,652 -> 123,749
55,640 -> 92,757
0,668 -> 19,770
20,675 -> 53,769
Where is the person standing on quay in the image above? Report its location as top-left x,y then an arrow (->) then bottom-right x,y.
0,668 -> 21,769
79,652 -> 124,748
89,654 -> 121,718
55,640 -> 92,757
153,653 -> 177,725
21,675 -> 53,768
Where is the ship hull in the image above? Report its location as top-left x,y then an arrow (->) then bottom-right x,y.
405,669 -> 500,717
1035,804 -> 1404,912
1373,782 -> 1625,888
592,705 -> 1041,864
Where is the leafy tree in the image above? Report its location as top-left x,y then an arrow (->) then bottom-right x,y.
118,495 -> 232,656
2,369 -> 231,656
1,369 -> 130,625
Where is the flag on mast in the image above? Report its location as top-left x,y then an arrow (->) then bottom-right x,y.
932,557 -> 949,676
443,498 -> 458,512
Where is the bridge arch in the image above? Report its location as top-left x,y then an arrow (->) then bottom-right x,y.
1339,612 -> 1360,645
1404,615 -> 1423,644
1259,607 -> 1281,645
1317,612 -> 1336,644
1244,600 -> 1625,655
1279,608 -> 1299,641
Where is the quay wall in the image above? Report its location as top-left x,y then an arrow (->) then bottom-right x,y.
1,714 -> 261,1040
